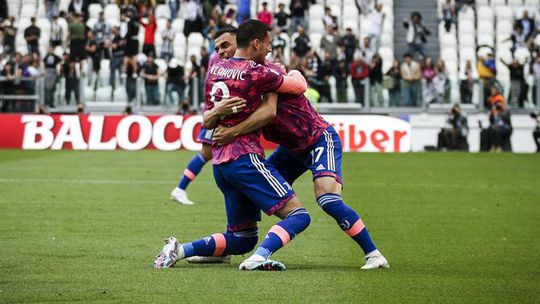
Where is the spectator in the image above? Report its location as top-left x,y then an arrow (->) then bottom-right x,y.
274,3 -> 290,33
24,18 -> 40,55
440,0 -> 456,33
61,53 -> 81,105
518,10 -> 535,41
50,15 -> 64,47
460,60 -> 474,103
532,56 -> 540,106
0,62 -> 16,112
489,99 -> 512,152
323,6 -> 337,29
359,37 -> 375,64
169,0 -> 179,19
422,56 -> 437,103
188,54 -> 200,105
370,54 -> 383,107
332,59 -> 348,103
258,2 -> 273,26
316,51 -> 334,103
350,52 -> 370,105
501,58 -> 528,108
46,0 -> 58,20
43,46 -> 61,108
68,0 -> 89,20
141,53 -> 160,105
2,17 -> 16,56
355,0 -> 372,15
400,52 -> 422,106
237,0 -> 251,24
477,53 -> 497,108
385,59 -> 402,107
290,0 -> 306,30
403,12 -> 431,58
110,26 -> 125,95
165,58 -> 185,105
85,31 -> 99,92
433,59 -> 449,103
438,104 -> 469,151
124,9 -> 139,78
505,23 -> 527,54
272,28 -> 287,61
340,28 -> 358,67
320,26 -> 339,60
0,0 -> 7,20
367,3 -> 385,50
161,20 -> 175,61
141,10 -> 157,56
93,12 -> 111,60
68,13 -> 86,62
183,0 -> 203,38
125,60 -> 137,103
303,49 -> 320,83
291,26 -> 311,68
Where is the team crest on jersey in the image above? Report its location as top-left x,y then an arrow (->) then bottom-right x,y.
248,60 -> 257,67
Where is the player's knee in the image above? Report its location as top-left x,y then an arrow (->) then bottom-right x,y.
200,144 -> 213,161
225,230 -> 258,255
285,208 -> 311,235
313,177 -> 341,198
234,236 -> 258,255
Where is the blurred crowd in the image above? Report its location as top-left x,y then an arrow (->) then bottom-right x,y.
0,0 -> 539,115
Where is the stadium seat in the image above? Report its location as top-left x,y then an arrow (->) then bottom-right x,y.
36,18 -> 51,35
343,19 -> 359,33
514,46 -> 531,62
20,4 -> 37,18
477,34 -> 495,47
508,0 -> 524,5
491,0 -> 507,7
440,31 -> 457,47
476,0 -> 489,5
309,4 -> 325,20
525,0 -> 540,6
309,33 -> 322,54
187,33 -> 205,49
155,5 -> 171,19
156,18 -> 169,33
380,33 -> 393,48
310,20 -> 325,33
459,34 -> 476,48
477,20 -> 494,36
495,6 -> 514,21
441,47 -> 458,63
477,5 -> 494,22
458,19 -> 475,35
86,18 -> 97,30
88,4 -> 103,20
104,4 -> 120,21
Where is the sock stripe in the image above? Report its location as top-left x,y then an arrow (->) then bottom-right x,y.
286,207 -> 308,218
269,225 -> 291,245
196,152 -> 206,162
184,169 -> 196,181
233,229 -> 259,238
317,194 -> 342,208
211,233 -> 227,256
345,219 -> 366,237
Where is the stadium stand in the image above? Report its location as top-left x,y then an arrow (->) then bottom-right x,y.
1,0 -> 540,114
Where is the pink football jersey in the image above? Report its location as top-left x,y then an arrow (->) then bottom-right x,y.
262,62 -> 329,154
205,58 -> 284,164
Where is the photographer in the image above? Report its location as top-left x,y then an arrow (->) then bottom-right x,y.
438,104 -> 469,151
531,112 -> 540,152
489,101 -> 513,152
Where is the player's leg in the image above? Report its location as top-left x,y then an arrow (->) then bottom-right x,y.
154,165 -> 261,269
266,145 -> 308,185
232,154 -> 311,271
170,128 -> 213,204
309,127 -> 388,269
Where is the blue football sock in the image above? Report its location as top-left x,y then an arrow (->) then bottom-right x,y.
254,208 -> 311,259
181,228 -> 258,258
178,153 -> 208,190
317,194 -> 377,255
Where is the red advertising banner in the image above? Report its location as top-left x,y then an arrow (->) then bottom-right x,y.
0,114 -> 411,152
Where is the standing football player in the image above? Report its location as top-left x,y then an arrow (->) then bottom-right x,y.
154,20 -> 311,271
170,26 -> 241,205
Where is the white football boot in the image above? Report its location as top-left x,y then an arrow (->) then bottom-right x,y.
361,250 -> 389,270
170,187 -> 195,205
186,255 -> 232,264
238,254 -> 286,271
153,237 -> 183,269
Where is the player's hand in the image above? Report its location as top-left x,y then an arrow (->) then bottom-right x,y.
213,97 -> 247,116
213,126 -> 239,145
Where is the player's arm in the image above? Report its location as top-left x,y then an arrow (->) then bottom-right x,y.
202,97 -> 247,129
276,70 -> 307,95
213,93 -> 278,145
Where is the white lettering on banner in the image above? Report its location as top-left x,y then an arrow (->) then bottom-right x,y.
117,115 -> 153,150
153,116 -> 183,151
21,115 -> 55,149
181,115 -> 202,151
322,115 -> 411,152
88,115 -> 117,150
51,116 -> 88,150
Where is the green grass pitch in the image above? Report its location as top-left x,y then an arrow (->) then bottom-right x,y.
0,150 -> 539,303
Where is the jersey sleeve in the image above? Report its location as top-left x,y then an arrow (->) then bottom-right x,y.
253,64 -> 284,94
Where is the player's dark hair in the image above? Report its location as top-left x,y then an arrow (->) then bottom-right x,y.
214,25 -> 237,40
236,20 -> 271,48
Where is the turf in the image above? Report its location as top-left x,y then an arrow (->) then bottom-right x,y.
0,150 -> 539,303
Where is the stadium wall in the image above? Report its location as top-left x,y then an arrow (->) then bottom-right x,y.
0,114 -> 536,153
